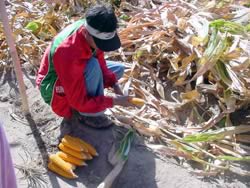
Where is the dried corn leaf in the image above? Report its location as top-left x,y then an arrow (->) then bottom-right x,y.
134,122 -> 162,137
236,135 -> 250,144
180,90 -> 200,103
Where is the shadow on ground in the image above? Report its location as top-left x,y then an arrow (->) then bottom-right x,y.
34,113 -> 250,188
25,114 -> 62,188
66,116 -> 158,188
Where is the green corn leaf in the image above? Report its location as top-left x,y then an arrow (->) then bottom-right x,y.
205,29 -> 220,58
124,136 -> 131,156
181,132 -> 225,143
209,19 -> 246,34
218,156 -> 250,161
190,29 -> 228,82
171,140 -> 199,154
215,60 -> 232,87
181,125 -> 250,143
120,14 -> 130,21
135,50 -> 144,59
117,129 -> 135,161
246,24 -> 250,32
171,141 -> 228,169
25,21 -> 41,33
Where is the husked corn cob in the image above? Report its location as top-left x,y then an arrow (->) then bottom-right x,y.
49,154 -> 76,173
85,152 -> 93,160
48,161 -> 78,179
75,138 -> 99,157
62,136 -> 87,152
64,135 -> 98,157
57,151 -> 87,166
59,143 -> 89,160
129,97 -> 145,106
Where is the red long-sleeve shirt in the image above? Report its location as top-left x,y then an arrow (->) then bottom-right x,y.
36,20 -> 117,118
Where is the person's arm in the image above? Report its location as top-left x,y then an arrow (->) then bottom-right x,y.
96,50 -> 117,88
53,48 -> 113,113
113,83 -> 123,95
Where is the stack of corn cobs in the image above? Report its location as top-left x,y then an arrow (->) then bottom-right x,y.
48,135 -> 98,179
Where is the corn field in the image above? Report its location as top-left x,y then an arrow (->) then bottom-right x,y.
1,0 -> 250,176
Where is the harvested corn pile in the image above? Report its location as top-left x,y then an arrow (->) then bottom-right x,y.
48,135 -> 97,179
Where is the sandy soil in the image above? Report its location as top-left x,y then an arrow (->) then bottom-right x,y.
0,63 -> 249,188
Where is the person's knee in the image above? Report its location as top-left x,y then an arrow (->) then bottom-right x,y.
116,64 -> 125,80
85,58 -> 102,76
85,58 -> 104,96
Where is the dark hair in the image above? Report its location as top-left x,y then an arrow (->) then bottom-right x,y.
85,4 -> 118,33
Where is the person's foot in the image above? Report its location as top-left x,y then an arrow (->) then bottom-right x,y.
78,114 -> 114,129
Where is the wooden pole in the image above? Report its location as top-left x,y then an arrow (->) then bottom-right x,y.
0,0 -> 29,114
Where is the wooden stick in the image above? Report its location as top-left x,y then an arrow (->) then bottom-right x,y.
0,0 -> 29,114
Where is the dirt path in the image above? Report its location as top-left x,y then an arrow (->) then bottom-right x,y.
0,64 -> 249,188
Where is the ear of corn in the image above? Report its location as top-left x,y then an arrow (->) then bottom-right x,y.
84,152 -> 93,160
48,161 -> 78,179
129,98 -> 145,106
59,143 -> 89,160
49,154 -> 76,172
75,138 -> 99,157
64,135 -> 98,157
62,136 -> 87,152
57,151 -> 87,166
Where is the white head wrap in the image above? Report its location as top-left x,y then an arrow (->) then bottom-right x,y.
85,22 -> 116,40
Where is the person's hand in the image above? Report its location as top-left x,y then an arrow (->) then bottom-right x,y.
113,83 -> 124,96
113,95 -> 132,107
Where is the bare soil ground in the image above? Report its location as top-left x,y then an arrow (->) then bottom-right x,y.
0,63 -> 250,188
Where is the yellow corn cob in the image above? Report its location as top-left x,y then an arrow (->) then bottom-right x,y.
75,138 -> 98,157
57,151 -> 87,166
129,97 -> 145,106
64,135 -> 89,152
62,136 -> 87,152
48,161 -> 78,179
59,143 -> 89,160
49,154 -> 76,172
84,152 -> 93,160
64,135 -> 98,157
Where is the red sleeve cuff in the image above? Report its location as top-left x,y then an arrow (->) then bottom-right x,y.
104,73 -> 117,88
104,96 -> 114,108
